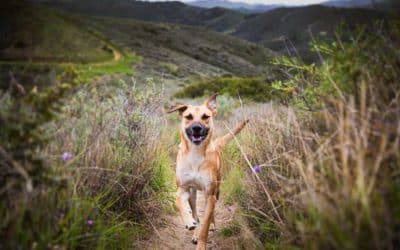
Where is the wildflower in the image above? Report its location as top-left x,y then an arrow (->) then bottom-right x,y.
87,219 -> 94,226
62,152 -> 72,162
227,206 -> 233,212
253,165 -> 262,173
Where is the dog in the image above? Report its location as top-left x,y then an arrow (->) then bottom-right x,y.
167,94 -> 248,250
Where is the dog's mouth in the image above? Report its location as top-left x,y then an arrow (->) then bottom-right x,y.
186,126 -> 209,145
189,134 -> 207,145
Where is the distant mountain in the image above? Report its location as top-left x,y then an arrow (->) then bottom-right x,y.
1,1 -> 275,78
187,0 -> 282,13
45,0 -> 386,62
322,0 -> 373,8
47,0 -> 246,32
232,5 -> 384,61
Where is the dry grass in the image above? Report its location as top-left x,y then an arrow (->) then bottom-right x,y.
45,78 -> 172,215
223,84 -> 400,248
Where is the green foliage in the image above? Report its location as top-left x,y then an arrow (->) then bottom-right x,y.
0,65 -> 79,248
272,18 -> 400,109
174,77 -> 273,102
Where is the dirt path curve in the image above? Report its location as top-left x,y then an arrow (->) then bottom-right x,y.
139,192 -> 237,250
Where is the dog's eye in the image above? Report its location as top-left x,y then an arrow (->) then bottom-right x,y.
185,114 -> 193,120
201,114 -> 210,120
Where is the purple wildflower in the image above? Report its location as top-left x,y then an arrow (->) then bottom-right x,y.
227,206 -> 233,212
253,165 -> 262,173
87,219 -> 94,226
62,152 -> 72,162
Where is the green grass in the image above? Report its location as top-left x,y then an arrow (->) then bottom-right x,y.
221,142 -> 247,205
73,54 -> 141,83
0,53 -> 141,88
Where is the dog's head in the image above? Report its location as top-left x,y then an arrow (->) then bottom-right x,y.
167,94 -> 217,146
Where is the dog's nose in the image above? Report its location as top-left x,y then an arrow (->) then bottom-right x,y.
192,124 -> 203,134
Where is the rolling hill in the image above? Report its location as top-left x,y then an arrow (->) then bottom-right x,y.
188,0 -> 282,13
45,0 -> 387,62
76,15 -> 274,77
0,1 -> 275,90
232,5 -> 385,61
47,0 -> 246,33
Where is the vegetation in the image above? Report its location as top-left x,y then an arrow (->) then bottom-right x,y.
0,2 -> 113,63
1,1 -> 398,249
220,18 -> 400,249
0,77 -> 175,249
174,77 -> 275,102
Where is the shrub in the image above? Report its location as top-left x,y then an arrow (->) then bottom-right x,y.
174,77 -> 274,102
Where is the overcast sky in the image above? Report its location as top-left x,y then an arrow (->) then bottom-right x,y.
146,0 -> 331,5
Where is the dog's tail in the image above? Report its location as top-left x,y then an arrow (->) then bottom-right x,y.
216,119 -> 249,148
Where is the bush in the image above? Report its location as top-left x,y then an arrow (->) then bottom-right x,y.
174,77 -> 275,102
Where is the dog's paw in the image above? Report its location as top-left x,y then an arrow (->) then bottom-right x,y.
191,236 -> 198,245
185,221 -> 198,231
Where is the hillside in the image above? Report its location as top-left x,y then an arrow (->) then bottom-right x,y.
188,0 -> 282,13
47,0 -> 386,61
0,2 -> 114,63
0,1 -> 275,91
79,16 -> 274,77
48,0 -> 246,33
233,5 -> 385,61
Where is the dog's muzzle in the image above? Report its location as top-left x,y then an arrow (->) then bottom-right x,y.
185,122 -> 210,145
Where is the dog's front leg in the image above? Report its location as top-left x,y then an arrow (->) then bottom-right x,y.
176,187 -> 198,230
196,194 -> 217,250
189,188 -> 199,223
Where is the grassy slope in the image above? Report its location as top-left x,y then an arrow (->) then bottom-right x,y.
76,15 -> 276,77
0,2 -> 142,87
48,0 -> 246,33
233,5 -> 385,61
0,2 -> 113,63
47,0 -> 386,62
0,2 -> 275,90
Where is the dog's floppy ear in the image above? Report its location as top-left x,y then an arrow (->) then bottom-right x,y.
204,93 -> 218,115
167,104 -> 188,115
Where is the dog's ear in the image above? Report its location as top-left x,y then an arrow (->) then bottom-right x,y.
167,104 -> 188,115
204,93 -> 218,114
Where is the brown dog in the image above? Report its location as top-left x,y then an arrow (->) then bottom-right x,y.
167,94 -> 248,250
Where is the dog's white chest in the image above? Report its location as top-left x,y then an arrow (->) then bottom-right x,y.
176,151 -> 211,190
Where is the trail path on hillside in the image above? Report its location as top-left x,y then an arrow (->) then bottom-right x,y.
139,192 -> 239,250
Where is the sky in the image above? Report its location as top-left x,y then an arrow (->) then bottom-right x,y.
146,0 -> 332,5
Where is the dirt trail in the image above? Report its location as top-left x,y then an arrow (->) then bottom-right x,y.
140,192 -> 238,250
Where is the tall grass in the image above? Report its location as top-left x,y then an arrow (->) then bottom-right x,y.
0,76 -> 175,249
222,20 -> 400,249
